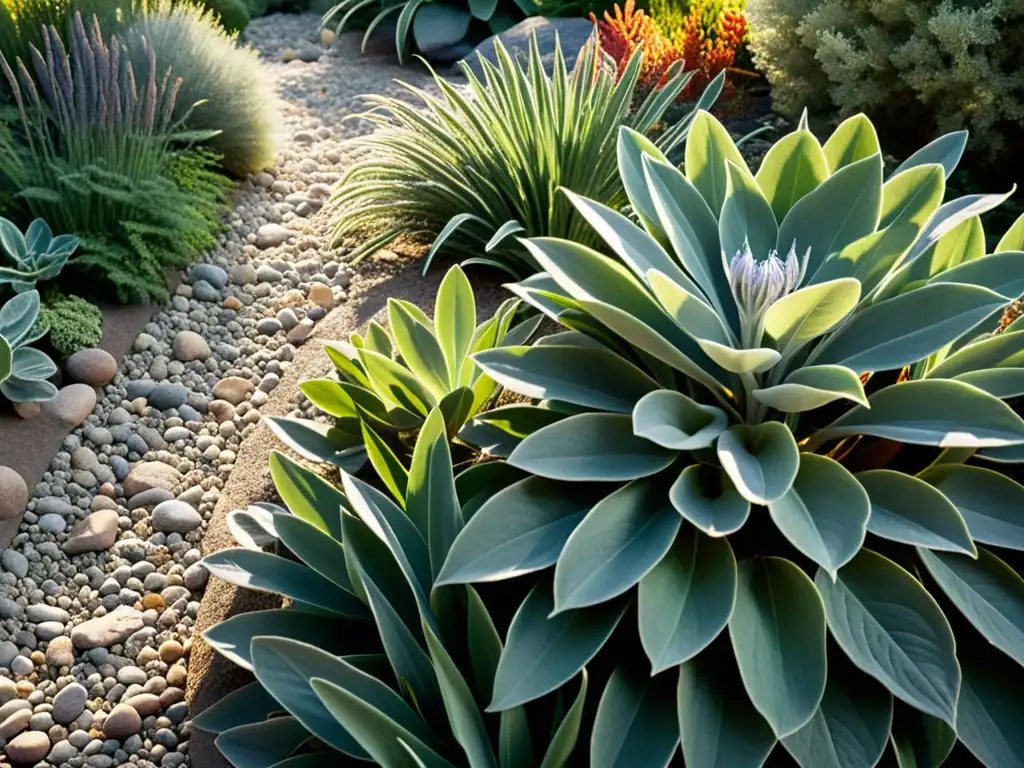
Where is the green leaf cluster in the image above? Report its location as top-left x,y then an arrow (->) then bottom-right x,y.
329,31 -> 724,278
0,290 -> 57,403
266,266 -> 539,477
0,218 -> 78,293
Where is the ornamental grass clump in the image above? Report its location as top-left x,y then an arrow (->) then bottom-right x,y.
445,113 -> 1024,765
330,32 -> 723,278
0,13 -> 229,302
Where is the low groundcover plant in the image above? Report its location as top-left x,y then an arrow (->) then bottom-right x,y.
198,113 -> 1024,766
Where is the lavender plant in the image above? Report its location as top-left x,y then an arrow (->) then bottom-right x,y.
0,13 -> 228,303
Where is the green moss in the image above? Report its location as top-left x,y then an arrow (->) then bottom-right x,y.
39,294 -> 103,358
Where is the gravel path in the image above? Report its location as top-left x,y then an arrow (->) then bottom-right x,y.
0,14 -> 436,767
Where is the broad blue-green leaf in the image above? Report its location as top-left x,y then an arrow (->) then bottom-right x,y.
753,365 -> 868,412
422,621 -> 497,768
647,268 -> 731,346
269,450 -> 346,539
508,413 -> 676,482
632,390 -> 727,450
823,114 -> 880,172
435,265 -> 475,385
473,345 -> 658,413
9,347 -> 54,379
919,547 -> 1024,667
192,682 -> 282,734
589,666 -> 679,767
927,240 -> 1023,303
639,526 -> 736,672
927,329 -> 1024,381
815,550 -> 960,726
499,707 -> 532,768
538,671 -> 588,768
563,187 -> 702,298
952,368 -> 1024,399
458,404 -> 563,458
763,278 -> 861,354
955,654 -> 1024,768
214,717 -> 311,768
643,156 -> 737,326
465,586 -> 502,704
730,557 -> 828,737
272,515 -> 364,605
817,379 -> 1024,448
202,548 -> 367,618
696,338 -> 781,374
412,1 -> 470,51
778,154 -> 883,278
437,477 -> 603,585
618,126 -> 670,239
685,109 -> 751,217
670,464 -> 751,536
361,423 -> 408,506
879,164 -> 946,231
996,211 -> 1024,252
202,609 -> 349,671
358,347 -> 435,415
406,409 -> 461,578
890,705 -> 956,768
489,584 -> 626,711
265,417 -> 365,472
721,160 -> 778,265
781,671 -> 893,768
756,128 -> 829,221
812,283 -> 1006,373
717,422 -> 800,505
892,131 -> 967,179
0,290 -> 39,346
251,638 -> 438,759
310,678 -> 452,767
903,189 -> 1016,266
678,650 -> 777,768
856,470 -> 975,555
554,476 -> 680,612
341,474 -> 431,598
918,464 -> 1024,550
298,379 -> 358,419
768,453 -> 870,578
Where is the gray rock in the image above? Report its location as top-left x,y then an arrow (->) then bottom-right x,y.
126,488 -> 174,511
101,705 -> 141,740
27,604 -> 68,623
0,708 -> 30,739
137,426 -> 167,450
65,349 -> 117,387
0,641 -> 18,668
2,549 -> 28,578
151,501 -> 202,534
255,318 -> 282,335
461,16 -> 592,76
124,381 -> 157,401
48,740 -> 79,764
0,466 -> 26,523
0,597 -> 23,619
148,384 -> 189,411
163,426 -> 191,442
109,456 -> 131,482
10,655 -> 32,676
191,263 -> 229,289
63,509 -> 118,555
191,279 -> 221,302
123,462 -> 182,498
71,607 -> 145,650
52,683 -> 88,724
45,383 -> 97,426
35,621 -> 64,640
255,224 -> 295,249
84,426 -> 113,446
0,700 -> 30,722
182,562 -> 209,591
171,331 -> 211,363
229,264 -> 257,285
275,308 -> 299,330
38,513 -> 68,534
256,265 -> 283,283
5,730 -> 49,763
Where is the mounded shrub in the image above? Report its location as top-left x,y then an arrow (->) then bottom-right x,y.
745,0 -> 1024,160
121,2 -> 281,177
38,293 -> 103,358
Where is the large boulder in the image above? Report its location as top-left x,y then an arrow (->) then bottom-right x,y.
458,17 -> 595,78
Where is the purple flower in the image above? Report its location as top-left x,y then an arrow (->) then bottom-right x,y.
728,240 -> 808,322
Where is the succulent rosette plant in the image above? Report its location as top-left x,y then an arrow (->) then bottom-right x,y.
436,113 -> 1024,765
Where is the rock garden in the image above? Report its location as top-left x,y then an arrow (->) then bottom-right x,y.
0,0 -> 1022,767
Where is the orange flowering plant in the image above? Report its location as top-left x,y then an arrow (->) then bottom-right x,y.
590,0 -> 747,101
